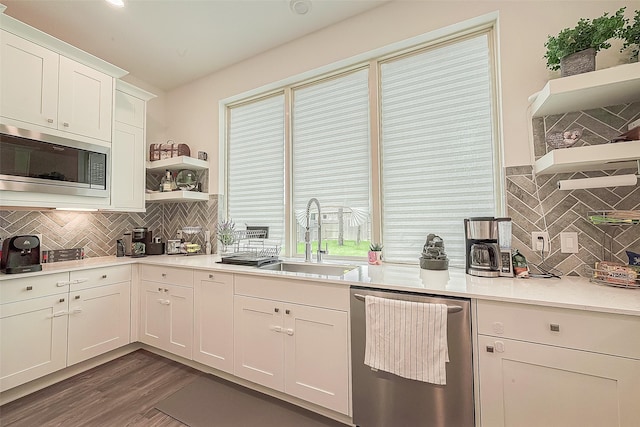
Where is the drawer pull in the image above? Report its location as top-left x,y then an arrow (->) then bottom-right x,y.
161,273 -> 167,278
550,323 -> 560,332
209,274 -> 215,279
158,287 -> 163,292
164,288 -> 169,293
63,122 -> 69,127
47,118 -> 54,123
285,309 -> 290,315
274,308 -> 280,313
102,275 -> 107,279
486,345 -> 494,353
75,295 -> 81,300
26,286 -> 33,291
59,298 -> 66,303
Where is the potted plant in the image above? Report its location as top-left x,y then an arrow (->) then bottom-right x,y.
620,9 -> 640,62
368,242 -> 383,265
216,218 -> 236,253
544,7 -> 626,76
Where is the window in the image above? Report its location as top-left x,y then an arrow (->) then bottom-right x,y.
224,28 -> 499,266
292,69 -> 371,257
227,94 -> 285,245
379,34 -> 496,265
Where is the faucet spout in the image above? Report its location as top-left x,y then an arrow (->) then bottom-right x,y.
304,198 -> 326,262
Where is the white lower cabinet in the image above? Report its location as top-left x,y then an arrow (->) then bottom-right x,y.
193,271 -> 234,373
477,300 -> 640,427
0,292 -> 69,392
233,274 -> 350,415
67,282 -> 130,366
139,265 -> 194,359
0,265 -> 131,392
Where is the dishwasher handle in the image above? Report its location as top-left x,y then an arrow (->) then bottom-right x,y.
353,293 -> 463,314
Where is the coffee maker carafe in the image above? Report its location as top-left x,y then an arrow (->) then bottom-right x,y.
464,217 -> 513,277
1,235 -> 43,274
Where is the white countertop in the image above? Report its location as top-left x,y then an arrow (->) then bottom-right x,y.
2,255 -> 639,316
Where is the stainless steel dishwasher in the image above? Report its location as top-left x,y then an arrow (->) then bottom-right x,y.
350,286 -> 474,427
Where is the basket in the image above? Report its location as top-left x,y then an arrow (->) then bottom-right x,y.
583,263 -> 640,289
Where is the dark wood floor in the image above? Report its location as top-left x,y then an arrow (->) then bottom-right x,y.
0,350 -> 205,426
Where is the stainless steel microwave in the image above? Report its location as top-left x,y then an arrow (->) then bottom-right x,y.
0,125 -> 110,198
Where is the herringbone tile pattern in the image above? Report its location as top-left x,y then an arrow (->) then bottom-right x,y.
508,102 -> 640,276
0,197 -> 218,257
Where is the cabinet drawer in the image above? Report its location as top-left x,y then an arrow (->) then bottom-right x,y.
70,265 -> 131,291
0,273 -> 70,304
234,274 -> 349,311
141,265 -> 193,287
194,270 -> 233,286
477,300 -> 640,359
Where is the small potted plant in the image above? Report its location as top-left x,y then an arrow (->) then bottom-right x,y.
620,9 -> 640,62
216,218 -> 236,253
544,7 -> 626,76
368,242 -> 383,265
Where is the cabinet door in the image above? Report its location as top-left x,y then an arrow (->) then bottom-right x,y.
193,272 -> 233,373
115,90 -> 145,128
67,281 -> 131,366
58,56 -> 113,142
234,295 -> 284,390
0,294 -> 69,392
0,30 -> 59,129
478,335 -> 640,427
283,303 -> 349,415
165,284 -> 193,359
111,121 -> 145,211
139,281 -> 166,349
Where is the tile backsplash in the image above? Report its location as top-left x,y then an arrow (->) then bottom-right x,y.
1,103 -> 638,275
506,102 -> 640,276
0,196 -> 219,258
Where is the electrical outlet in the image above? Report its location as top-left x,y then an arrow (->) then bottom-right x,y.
531,231 -> 550,252
629,118 -> 640,130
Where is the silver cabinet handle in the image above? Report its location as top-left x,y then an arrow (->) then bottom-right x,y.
101,275 -> 107,279
59,298 -> 66,303
550,323 -> 560,332
486,345 -> 494,353
74,295 -> 80,300
26,286 -> 33,291
353,294 -> 463,313
47,311 -> 68,318
63,122 -> 69,127
274,308 -> 279,313
285,309 -> 290,315
47,118 -> 54,123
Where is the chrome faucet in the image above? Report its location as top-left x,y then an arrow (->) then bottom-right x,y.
304,197 -> 327,263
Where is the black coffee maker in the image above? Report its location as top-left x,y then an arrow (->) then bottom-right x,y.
1,235 -> 43,274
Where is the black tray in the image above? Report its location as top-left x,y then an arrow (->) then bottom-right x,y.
218,253 -> 279,267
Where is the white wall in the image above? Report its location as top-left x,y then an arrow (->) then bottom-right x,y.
163,0 -> 634,192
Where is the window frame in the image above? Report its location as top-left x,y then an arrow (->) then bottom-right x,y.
221,17 -> 504,264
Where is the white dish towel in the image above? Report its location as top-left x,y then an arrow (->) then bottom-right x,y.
364,295 -> 449,385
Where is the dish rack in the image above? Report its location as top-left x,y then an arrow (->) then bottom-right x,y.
583,264 -> 640,289
225,229 -> 281,259
587,210 -> 640,262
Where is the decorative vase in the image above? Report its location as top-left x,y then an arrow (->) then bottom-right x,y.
560,48 -> 596,77
368,250 -> 382,265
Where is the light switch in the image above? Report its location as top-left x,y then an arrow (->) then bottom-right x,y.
560,232 -> 579,253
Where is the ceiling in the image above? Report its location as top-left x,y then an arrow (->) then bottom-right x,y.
1,0 -> 389,91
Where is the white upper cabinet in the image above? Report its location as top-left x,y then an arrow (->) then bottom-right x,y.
1,30 -> 114,143
0,30 -> 59,129
58,55 -> 113,142
111,81 -> 156,211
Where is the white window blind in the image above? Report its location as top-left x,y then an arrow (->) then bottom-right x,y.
380,34 -> 496,266
292,69 -> 371,256
227,94 -> 285,244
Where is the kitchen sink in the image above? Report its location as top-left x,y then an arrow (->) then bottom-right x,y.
259,261 -> 359,277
